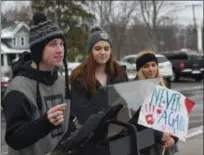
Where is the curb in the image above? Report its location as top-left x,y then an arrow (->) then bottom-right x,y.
186,125 -> 203,139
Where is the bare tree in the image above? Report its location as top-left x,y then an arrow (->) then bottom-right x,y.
88,1 -> 114,26
2,5 -> 32,24
138,0 -> 181,52
110,1 -> 139,58
88,1 -> 139,59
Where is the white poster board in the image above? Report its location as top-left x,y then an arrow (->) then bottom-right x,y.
138,85 -> 195,141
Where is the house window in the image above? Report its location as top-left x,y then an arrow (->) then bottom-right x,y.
1,55 -> 4,66
7,54 -> 16,65
21,37 -> 25,46
13,38 -> 16,45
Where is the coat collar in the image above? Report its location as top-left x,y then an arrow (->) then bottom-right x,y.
95,74 -> 116,89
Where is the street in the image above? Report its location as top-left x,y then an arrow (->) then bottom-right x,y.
172,80 -> 203,155
175,133 -> 203,155
1,80 -> 203,155
171,80 -> 203,129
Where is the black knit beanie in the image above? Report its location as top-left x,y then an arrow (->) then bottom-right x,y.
87,26 -> 112,53
29,12 -> 66,63
136,53 -> 158,71
29,12 -> 70,109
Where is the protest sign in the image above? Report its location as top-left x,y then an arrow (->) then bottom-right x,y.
138,85 -> 195,141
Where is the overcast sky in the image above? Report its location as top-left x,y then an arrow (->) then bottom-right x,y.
1,1 -> 203,26
176,1 -> 203,26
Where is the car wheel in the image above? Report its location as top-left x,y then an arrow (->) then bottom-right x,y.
172,70 -> 179,82
171,73 -> 175,82
194,75 -> 202,82
164,77 -> 171,89
170,70 -> 175,81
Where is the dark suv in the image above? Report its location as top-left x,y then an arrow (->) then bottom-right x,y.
162,51 -> 203,81
200,55 -> 204,76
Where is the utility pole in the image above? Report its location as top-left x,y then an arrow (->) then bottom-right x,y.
185,4 -> 202,52
191,4 -> 201,31
197,19 -> 203,53
185,4 -> 202,30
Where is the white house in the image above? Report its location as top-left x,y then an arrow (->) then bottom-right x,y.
1,17 -> 30,73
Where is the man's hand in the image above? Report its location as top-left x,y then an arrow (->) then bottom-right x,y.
163,137 -> 175,149
47,104 -> 67,126
162,132 -> 175,149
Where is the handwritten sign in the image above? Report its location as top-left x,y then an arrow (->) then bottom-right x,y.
138,85 -> 195,141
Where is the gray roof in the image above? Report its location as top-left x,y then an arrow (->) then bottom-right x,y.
1,21 -> 30,39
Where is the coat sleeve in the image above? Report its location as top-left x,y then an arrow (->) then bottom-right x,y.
71,79 -> 107,125
2,90 -> 56,150
128,107 -> 164,143
129,108 -> 179,144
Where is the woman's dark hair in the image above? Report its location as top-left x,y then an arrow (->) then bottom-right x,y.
71,52 -> 126,94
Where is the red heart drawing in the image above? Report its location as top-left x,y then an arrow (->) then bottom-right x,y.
157,108 -> 162,114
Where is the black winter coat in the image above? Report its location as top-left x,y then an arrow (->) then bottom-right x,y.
71,70 -> 128,125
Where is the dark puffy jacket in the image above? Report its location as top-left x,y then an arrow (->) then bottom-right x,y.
70,68 -> 128,125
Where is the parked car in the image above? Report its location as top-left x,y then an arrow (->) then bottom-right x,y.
1,75 -> 10,101
120,54 -> 173,88
68,62 -> 81,75
162,51 -> 203,81
199,55 -> 204,77
59,62 -> 81,76
119,62 -> 136,80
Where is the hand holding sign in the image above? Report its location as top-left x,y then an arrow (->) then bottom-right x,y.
162,132 -> 175,149
138,85 -> 195,142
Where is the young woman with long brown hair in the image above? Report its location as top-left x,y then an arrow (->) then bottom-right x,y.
129,50 -> 178,155
70,26 -> 128,125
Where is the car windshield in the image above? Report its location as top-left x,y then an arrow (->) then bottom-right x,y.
163,53 -> 188,60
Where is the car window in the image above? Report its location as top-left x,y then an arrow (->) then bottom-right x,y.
124,57 -> 136,64
165,53 -> 188,60
130,57 -> 136,64
156,56 -> 168,63
126,58 -> 132,63
121,57 -> 128,63
193,55 -> 202,60
187,54 -> 194,60
187,54 -> 201,60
